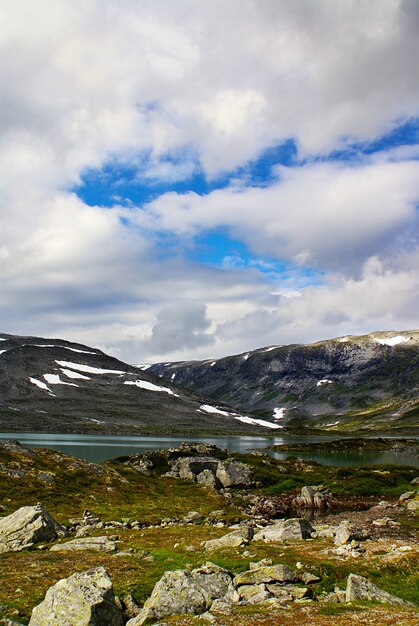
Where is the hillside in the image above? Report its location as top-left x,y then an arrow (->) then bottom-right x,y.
148,330 -> 419,433
0,333 -> 281,435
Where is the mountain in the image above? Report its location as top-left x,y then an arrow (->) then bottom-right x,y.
0,333 -> 283,435
148,330 -> 419,433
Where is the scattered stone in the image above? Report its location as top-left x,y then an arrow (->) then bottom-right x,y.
0,504 -> 66,554
202,526 -> 253,551
50,536 -> 118,552
345,574 -> 411,606
183,511 -> 204,524
334,521 -> 368,546
28,567 -> 123,625
126,565 -> 233,625
410,477 -> 419,485
301,572 -> 321,584
249,558 -> 272,570
253,518 -> 313,543
399,491 -> 415,501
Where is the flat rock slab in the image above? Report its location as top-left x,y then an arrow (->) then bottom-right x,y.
203,526 -> 253,551
50,536 -> 118,552
253,518 -> 313,543
234,564 -> 299,586
0,504 -> 66,554
29,567 -> 123,625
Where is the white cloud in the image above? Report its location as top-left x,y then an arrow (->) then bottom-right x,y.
0,0 -> 418,363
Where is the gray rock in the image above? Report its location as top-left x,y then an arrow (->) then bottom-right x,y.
265,585 -> 294,602
168,457 -> 220,482
410,476 -> 419,485
203,526 -> 253,551
126,565 -> 232,625
50,536 -> 118,552
399,491 -> 415,501
345,574 -> 411,606
292,486 -> 331,509
234,564 -> 298,586
183,511 -> 204,524
238,583 -> 270,604
253,518 -> 313,543
29,567 -> 123,625
334,521 -> 360,545
197,469 -> 219,488
216,460 -> 252,488
0,504 -> 66,554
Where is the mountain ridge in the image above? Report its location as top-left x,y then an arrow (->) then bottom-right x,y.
148,330 -> 419,433
0,333 -> 281,435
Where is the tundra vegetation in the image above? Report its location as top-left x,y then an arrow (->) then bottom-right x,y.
0,439 -> 417,625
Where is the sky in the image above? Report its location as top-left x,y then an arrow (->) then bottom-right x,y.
1,0 -> 418,364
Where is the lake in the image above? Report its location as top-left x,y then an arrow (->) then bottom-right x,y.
0,432 -> 417,466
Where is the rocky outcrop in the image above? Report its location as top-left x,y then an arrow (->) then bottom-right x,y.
292,486 -> 331,509
345,574 -> 411,606
0,504 -> 66,554
50,536 -> 118,552
203,526 -> 253,551
253,518 -> 314,543
29,567 -> 123,625
233,564 -> 299,586
166,456 -> 252,489
126,563 -> 233,625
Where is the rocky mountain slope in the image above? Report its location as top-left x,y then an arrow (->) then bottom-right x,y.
148,330 -> 419,433
0,333 -> 282,435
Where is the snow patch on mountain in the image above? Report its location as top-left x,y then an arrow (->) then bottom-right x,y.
375,336 -> 409,347
317,379 -> 333,386
273,407 -> 286,420
60,368 -> 91,380
29,377 -> 54,395
124,380 -> 178,396
55,360 -> 125,374
43,373 -> 78,387
200,404 -> 282,429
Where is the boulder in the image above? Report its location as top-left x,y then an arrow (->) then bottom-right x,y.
0,504 -> 66,554
126,564 -> 232,625
29,567 -> 123,625
50,536 -> 118,552
345,574 -> 410,606
203,526 -> 253,551
183,511 -> 204,524
334,521 -> 368,546
216,460 -> 252,488
238,584 -> 270,604
167,456 -> 252,489
234,564 -> 298,586
292,486 -> 331,509
253,518 -> 313,543
197,469 -> 219,488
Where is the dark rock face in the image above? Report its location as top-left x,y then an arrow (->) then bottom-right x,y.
149,330 -> 419,430
0,333 -> 273,436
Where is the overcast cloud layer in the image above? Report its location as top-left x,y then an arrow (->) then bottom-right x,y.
1,0 -> 418,363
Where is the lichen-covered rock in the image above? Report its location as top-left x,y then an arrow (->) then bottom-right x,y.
292,486 -> 331,509
253,518 -> 313,543
29,567 -> 123,625
0,504 -> 66,554
345,574 -> 411,606
216,460 -> 252,487
234,564 -> 298,586
203,526 -> 253,551
50,536 -> 118,552
334,521 -> 369,546
196,469 -> 219,488
238,583 -> 270,604
126,564 -> 233,625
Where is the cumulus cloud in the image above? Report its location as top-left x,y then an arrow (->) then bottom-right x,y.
0,0 -> 418,362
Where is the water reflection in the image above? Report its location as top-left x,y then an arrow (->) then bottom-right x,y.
0,432 -> 417,466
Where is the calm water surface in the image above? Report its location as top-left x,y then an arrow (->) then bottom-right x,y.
0,432 -> 417,466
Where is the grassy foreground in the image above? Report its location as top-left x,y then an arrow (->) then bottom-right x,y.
0,442 -> 418,625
